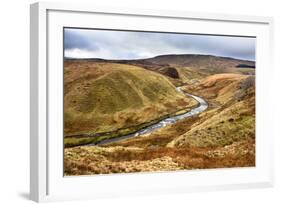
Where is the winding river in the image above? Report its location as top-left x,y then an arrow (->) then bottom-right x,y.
90,87 -> 208,146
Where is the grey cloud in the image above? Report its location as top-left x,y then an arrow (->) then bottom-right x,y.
64,29 -> 99,51
64,28 -> 255,61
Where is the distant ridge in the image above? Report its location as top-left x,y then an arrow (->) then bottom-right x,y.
64,54 -> 255,64
65,54 -> 255,77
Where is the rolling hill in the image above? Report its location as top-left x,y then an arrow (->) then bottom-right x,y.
64,60 -> 197,139
145,54 -> 255,74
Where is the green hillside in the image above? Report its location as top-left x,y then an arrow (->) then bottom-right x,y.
64,61 -> 196,139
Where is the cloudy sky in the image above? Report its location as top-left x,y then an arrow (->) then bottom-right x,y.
64,28 -> 256,61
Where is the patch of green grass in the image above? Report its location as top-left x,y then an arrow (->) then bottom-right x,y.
78,71 -> 144,113
236,68 -> 255,75
64,137 -> 98,147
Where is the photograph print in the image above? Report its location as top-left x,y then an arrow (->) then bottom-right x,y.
63,28 -> 256,176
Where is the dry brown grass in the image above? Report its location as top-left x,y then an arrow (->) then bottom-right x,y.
64,138 -> 255,175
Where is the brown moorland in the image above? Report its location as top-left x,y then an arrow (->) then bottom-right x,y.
64,55 -> 255,175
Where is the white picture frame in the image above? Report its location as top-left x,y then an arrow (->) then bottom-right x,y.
30,1 -> 274,202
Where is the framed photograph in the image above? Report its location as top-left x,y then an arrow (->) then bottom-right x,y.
30,2 -> 274,202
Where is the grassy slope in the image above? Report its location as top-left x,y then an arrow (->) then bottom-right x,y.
168,73 -> 255,148
176,66 -> 207,84
64,60 -> 197,138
